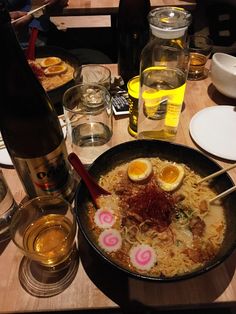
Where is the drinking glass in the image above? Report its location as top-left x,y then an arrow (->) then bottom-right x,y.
74,64 -> 111,90
0,170 -> 18,242
10,195 -> 78,297
63,83 -> 113,165
188,35 -> 213,80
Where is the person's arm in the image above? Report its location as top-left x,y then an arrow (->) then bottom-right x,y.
10,10 -> 33,30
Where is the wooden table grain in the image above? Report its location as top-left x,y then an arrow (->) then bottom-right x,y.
1,64 -> 236,313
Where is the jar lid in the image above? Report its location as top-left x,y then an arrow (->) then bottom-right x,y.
148,7 -> 192,39
127,76 -> 140,99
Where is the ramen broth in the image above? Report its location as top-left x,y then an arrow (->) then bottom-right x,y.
86,157 -> 226,278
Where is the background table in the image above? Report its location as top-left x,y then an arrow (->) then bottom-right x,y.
1,64 -> 236,313
32,0 -> 196,30
32,0 -> 196,15
62,0 -> 196,15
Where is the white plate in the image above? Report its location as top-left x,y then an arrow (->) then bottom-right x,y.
189,105 -> 236,160
0,120 -> 67,167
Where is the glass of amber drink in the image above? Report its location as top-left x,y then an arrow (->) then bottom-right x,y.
188,35 -> 213,80
10,195 -> 78,297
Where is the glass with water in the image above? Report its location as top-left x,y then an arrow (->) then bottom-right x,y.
63,83 -> 113,165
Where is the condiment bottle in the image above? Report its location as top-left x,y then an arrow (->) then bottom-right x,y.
117,0 -> 151,85
127,75 -> 140,137
0,3 -> 76,201
137,7 -> 192,141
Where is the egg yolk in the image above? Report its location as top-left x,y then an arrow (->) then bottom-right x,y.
45,59 -> 54,66
47,65 -> 66,73
159,165 -> 179,183
42,57 -> 61,67
127,159 -> 153,182
128,161 -> 149,176
48,65 -> 61,72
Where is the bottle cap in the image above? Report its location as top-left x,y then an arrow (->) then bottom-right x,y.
148,7 -> 192,39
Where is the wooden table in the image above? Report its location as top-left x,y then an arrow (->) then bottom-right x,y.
33,0 -> 196,29
1,64 -> 236,313
62,0 -> 196,15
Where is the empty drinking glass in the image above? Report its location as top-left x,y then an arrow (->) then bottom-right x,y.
74,64 -> 111,90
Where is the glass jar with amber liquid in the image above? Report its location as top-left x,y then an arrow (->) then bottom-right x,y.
137,7 -> 192,141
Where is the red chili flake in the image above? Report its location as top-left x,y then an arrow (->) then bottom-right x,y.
126,181 -> 175,231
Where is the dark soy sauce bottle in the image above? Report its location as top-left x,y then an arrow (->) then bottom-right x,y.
117,0 -> 151,85
0,2 -> 76,201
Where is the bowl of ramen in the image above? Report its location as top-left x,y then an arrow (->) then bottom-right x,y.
75,140 -> 236,282
28,46 -> 79,113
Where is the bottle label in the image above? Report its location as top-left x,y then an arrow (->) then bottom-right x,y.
13,142 -> 75,200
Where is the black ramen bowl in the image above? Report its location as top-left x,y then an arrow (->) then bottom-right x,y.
75,140 -> 236,283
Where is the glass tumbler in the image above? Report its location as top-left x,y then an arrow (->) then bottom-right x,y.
63,83 -> 113,165
10,195 -> 78,297
188,35 -> 213,80
0,170 -> 18,242
74,64 -> 111,90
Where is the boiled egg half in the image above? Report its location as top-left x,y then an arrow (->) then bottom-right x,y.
127,158 -> 153,182
157,163 -> 184,191
44,64 -> 67,76
40,56 -> 62,68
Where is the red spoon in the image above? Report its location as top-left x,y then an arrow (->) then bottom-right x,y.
25,27 -> 38,60
68,152 -> 110,207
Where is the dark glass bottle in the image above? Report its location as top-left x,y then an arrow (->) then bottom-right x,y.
0,2 -> 76,201
117,0 -> 151,85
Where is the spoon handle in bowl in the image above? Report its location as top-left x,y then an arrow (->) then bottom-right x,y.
68,152 -> 110,206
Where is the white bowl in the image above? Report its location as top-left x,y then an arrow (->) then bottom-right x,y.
211,53 -> 236,98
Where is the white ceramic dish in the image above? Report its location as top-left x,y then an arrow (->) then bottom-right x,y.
211,53 -> 236,98
0,120 -> 67,167
189,105 -> 236,160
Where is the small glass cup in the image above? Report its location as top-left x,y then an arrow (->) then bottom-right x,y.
74,64 -> 111,90
0,170 -> 18,242
187,35 -> 213,80
63,83 -> 113,165
10,195 -> 78,297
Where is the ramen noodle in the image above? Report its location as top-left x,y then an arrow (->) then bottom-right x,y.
29,57 -> 74,92
85,157 -> 226,278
